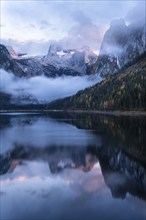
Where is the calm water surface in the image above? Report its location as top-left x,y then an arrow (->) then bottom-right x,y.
0,112 -> 146,220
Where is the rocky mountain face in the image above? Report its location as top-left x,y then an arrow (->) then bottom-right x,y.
91,19 -> 146,77
0,44 -> 26,77
0,44 -> 45,77
0,43 -> 97,78
40,44 -> 97,75
6,45 -> 18,57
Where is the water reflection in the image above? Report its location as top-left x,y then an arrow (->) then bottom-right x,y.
0,112 -> 146,220
0,114 -> 100,154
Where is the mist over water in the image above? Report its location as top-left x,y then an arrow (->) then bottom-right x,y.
0,69 -> 102,103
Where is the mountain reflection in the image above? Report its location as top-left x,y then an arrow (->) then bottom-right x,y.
0,112 -> 146,203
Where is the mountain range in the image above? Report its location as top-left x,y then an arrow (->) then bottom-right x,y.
0,43 -> 97,77
0,18 -> 146,111
1,19 -> 145,78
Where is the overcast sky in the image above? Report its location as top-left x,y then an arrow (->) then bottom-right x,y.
1,0 -> 145,55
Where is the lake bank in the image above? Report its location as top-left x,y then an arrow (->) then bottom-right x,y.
61,110 -> 146,116
1,109 -> 146,116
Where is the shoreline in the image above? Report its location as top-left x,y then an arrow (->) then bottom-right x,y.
64,110 -> 146,116
0,109 -> 146,116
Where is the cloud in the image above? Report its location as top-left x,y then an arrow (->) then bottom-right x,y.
1,1 -> 67,42
40,20 -> 50,30
72,10 -> 92,25
125,2 -> 145,23
30,24 -> 36,29
58,26 -> 105,52
1,0 -> 141,54
0,70 -> 102,103
57,11 -> 106,51
1,38 -> 54,56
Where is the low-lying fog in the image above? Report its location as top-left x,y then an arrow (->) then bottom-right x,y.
0,69 -> 102,103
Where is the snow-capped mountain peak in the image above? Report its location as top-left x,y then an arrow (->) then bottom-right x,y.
47,44 -> 62,56
41,45 -> 97,74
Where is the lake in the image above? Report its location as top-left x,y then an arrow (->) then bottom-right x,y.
0,112 -> 146,220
